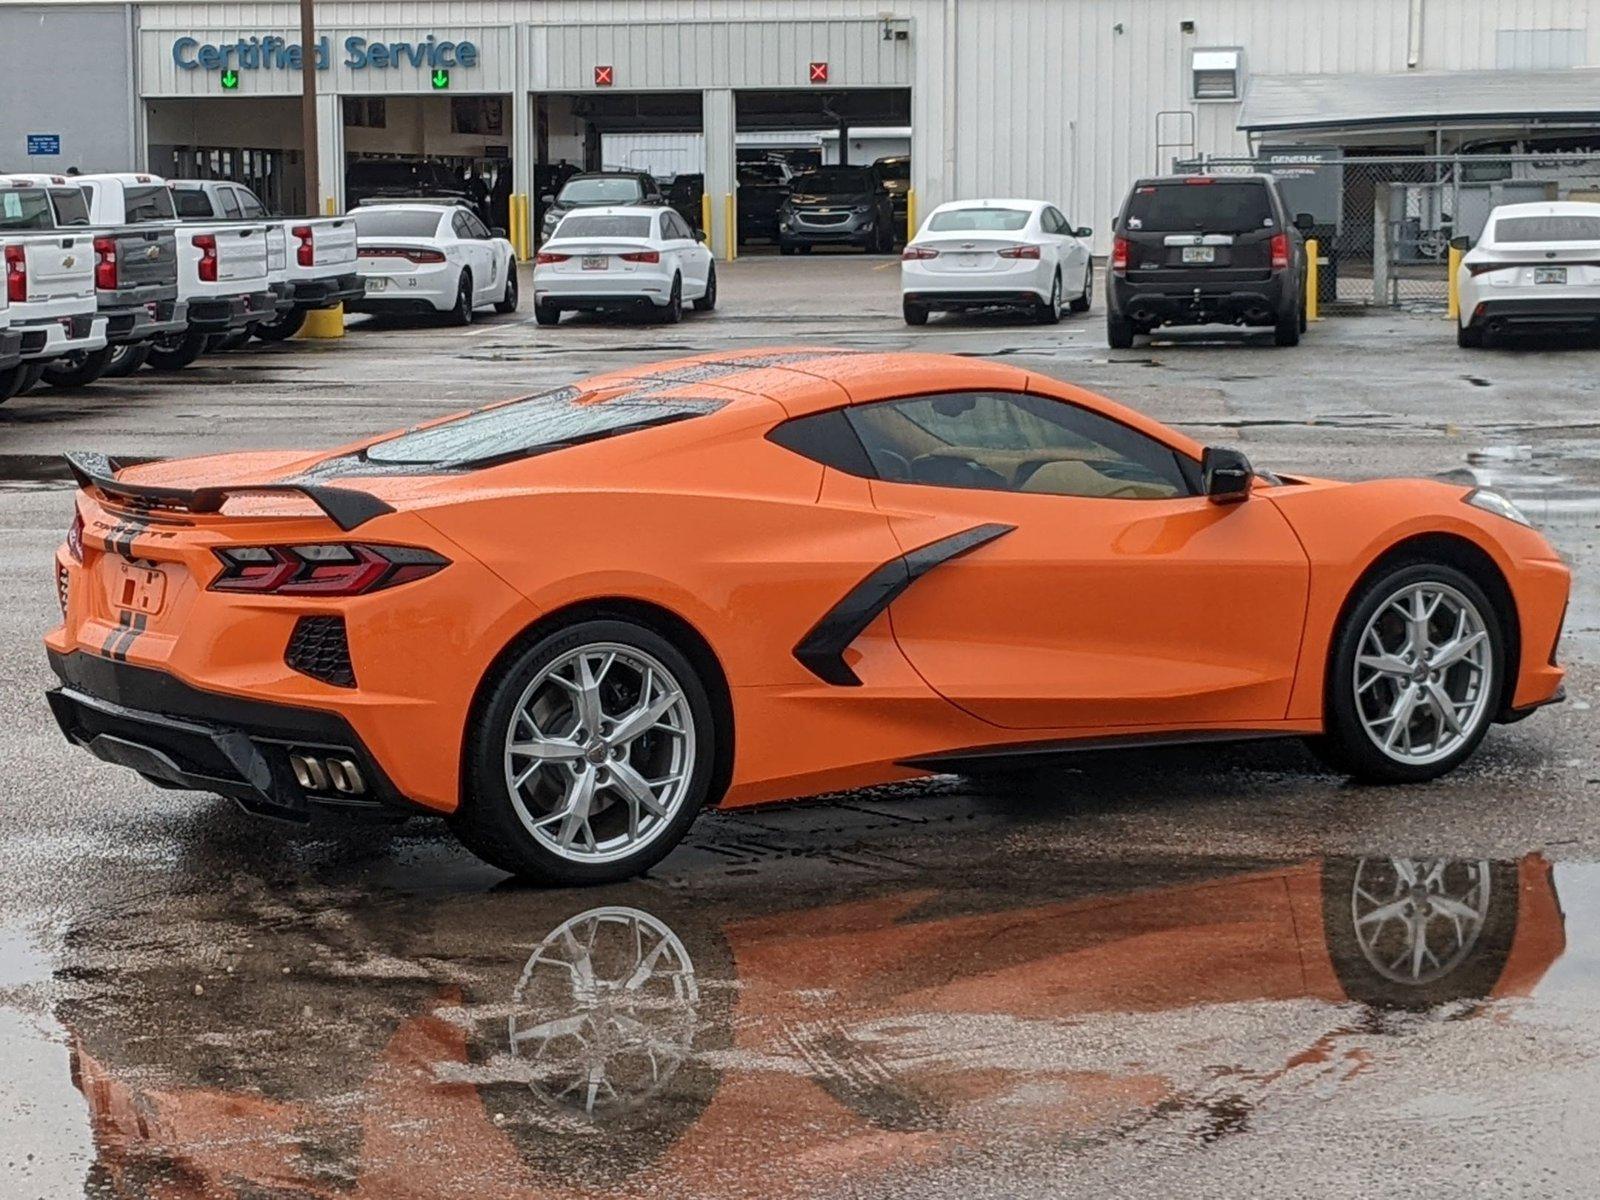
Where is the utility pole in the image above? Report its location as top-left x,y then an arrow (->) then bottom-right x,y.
299,0 -> 320,214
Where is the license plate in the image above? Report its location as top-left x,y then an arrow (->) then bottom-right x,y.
1534,266 -> 1567,285
365,277 -> 388,292
1182,246 -> 1216,264
114,562 -> 166,616
582,256 -> 608,271
958,253 -> 979,267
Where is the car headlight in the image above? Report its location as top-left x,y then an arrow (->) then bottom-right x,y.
852,204 -> 871,214
1465,488 -> 1532,527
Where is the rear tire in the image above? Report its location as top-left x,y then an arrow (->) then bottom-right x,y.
451,619 -> 717,884
692,263 -> 717,312
1107,311 -> 1135,349
103,342 -> 151,378
41,346 -> 114,389
534,301 -> 561,326
253,307 -> 307,342
1457,321 -> 1483,349
1274,302 -> 1301,346
450,272 -> 474,326
658,275 -> 683,324
494,263 -> 520,314
0,366 -> 26,403
903,298 -> 929,326
144,330 -> 208,372
1035,272 -> 1063,325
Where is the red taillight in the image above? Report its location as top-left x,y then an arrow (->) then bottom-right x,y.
66,510 -> 84,563
209,544 -> 449,596
357,246 -> 445,264
619,250 -> 660,263
93,236 -> 118,291
1111,235 -> 1130,274
291,224 -> 314,268
1270,232 -> 1290,272
901,244 -> 938,260
535,251 -> 569,264
996,244 -> 1041,259
1466,261 -> 1502,277
192,233 -> 217,283
1183,176 -> 1216,185
4,243 -> 25,303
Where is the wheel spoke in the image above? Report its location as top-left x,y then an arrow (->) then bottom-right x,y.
1381,685 -> 1421,751
1425,681 -> 1464,736
609,759 -> 671,819
610,674 -> 683,745
1431,629 -> 1486,671
1356,897 -> 1411,928
1358,652 -> 1412,679
510,735 -> 584,761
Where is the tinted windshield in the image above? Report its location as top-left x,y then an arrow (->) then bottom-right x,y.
0,188 -> 54,230
352,209 -> 444,238
351,161 -> 420,188
171,188 -> 216,218
1495,215 -> 1600,243
126,185 -> 177,223
50,188 -> 91,226
1123,182 -> 1274,234
364,389 -> 723,467
559,177 -> 645,205
553,214 -> 654,239
791,169 -> 873,194
877,158 -> 910,181
928,207 -> 1030,232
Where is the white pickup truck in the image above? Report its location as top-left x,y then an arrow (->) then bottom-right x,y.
75,173 -> 274,370
0,237 -> 23,388
0,220 -> 107,403
170,180 -> 361,341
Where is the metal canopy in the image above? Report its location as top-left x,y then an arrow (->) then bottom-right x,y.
1239,68 -> 1600,133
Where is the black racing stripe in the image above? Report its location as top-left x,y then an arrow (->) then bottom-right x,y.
101,610 -> 135,660
119,611 -> 150,661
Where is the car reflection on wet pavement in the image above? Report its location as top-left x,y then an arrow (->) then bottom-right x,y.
52,849 -> 1579,1199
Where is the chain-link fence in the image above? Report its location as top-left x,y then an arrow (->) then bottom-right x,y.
1171,152 -> 1600,310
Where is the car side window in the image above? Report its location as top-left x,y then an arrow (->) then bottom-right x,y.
659,212 -> 675,241
452,211 -> 473,239
465,212 -> 491,239
237,188 -> 267,219
1041,207 -> 1060,234
844,391 -> 1192,499
219,188 -> 242,219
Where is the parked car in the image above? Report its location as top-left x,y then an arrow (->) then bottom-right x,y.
0,228 -> 107,402
539,171 -> 669,244
779,165 -> 897,254
0,240 -> 21,376
1107,173 -> 1310,348
45,350 -> 1569,883
1,173 -> 186,384
1455,201 -> 1600,347
533,206 -> 714,325
666,172 -> 705,236
170,180 -> 360,342
349,202 -> 517,324
736,161 -> 789,244
346,159 -> 476,219
75,173 -> 273,370
901,199 -> 1093,326
874,154 -> 911,240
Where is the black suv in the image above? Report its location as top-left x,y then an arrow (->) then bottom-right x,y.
540,171 -> 667,243
1106,174 -> 1311,348
779,165 -> 896,254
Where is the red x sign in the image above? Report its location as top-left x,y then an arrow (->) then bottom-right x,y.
808,61 -> 829,83
594,64 -> 613,86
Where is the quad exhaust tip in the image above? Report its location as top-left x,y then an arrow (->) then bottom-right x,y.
289,752 -> 366,796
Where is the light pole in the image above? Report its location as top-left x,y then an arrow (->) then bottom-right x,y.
299,0 -> 320,214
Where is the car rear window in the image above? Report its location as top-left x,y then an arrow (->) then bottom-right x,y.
352,209 -> 444,238
50,188 -> 90,226
928,207 -> 1029,232
362,388 -> 724,467
559,177 -> 646,204
553,214 -> 653,239
1495,215 -> 1600,243
0,188 -> 55,230
171,188 -> 215,218
1123,181 -> 1275,234
125,185 -> 177,223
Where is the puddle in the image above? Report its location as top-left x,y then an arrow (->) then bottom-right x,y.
34,851 -> 1600,1196
0,454 -> 74,491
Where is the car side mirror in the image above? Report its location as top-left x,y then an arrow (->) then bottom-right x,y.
1074,226 -> 1093,238
1449,234 -> 1472,252
696,228 -> 708,243
1110,216 -> 1119,231
490,226 -> 507,238
1294,212 -> 1315,232
1201,446 -> 1254,503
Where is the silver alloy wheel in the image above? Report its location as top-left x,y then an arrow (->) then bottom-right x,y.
502,642 -> 696,864
1350,858 -> 1492,985
1353,581 -> 1493,765
506,906 -> 701,1118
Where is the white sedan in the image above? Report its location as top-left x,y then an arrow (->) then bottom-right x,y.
533,206 -> 715,325
901,199 -> 1094,326
349,202 -> 517,325
1457,201 -> 1600,347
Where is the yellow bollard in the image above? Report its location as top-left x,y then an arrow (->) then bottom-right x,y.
724,193 -> 737,262
324,196 -> 336,216
701,191 -> 713,249
1447,244 -> 1463,320
906,188 -> 917,243
1305,237 -> 1319,322
298,305 -> 345,340
512,194 -> 528,260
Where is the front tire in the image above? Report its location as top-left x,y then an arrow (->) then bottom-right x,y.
452,620 -> 717,884
1317,562 -> 1503,784
41,346 -> 114,389
450,272 -> 474,326
692,263 -> 717,312
494,263 -> 520,314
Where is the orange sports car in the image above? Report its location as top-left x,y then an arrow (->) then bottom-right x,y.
44,349 -> 1570,882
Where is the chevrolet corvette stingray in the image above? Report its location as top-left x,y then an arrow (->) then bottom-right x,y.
45,349 -> 1569,882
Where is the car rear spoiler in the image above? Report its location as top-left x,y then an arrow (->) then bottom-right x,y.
64,451 -> 395,532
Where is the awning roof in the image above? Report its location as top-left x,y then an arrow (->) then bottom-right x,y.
1239,68 -> 1600,133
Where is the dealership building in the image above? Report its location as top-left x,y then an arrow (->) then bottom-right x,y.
4,0 -> 1600,255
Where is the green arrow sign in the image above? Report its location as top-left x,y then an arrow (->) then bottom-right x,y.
431,68 -> 450,90
220,68 -> 239,90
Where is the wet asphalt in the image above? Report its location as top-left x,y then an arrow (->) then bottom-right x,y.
1,256 -> 1598,1198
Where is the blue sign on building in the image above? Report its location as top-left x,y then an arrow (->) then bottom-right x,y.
26,134 -> 61,156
